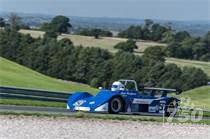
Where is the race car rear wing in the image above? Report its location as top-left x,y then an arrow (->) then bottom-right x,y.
140,87 -> 182,96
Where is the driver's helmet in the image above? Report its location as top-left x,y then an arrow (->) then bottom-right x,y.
111,81 -> 125,91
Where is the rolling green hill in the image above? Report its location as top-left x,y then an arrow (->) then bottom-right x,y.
0,57 -> 97,93
179,86 -> 210,109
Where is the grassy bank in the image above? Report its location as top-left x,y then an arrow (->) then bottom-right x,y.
178,86 -> 210,109
0,57 -> 97,93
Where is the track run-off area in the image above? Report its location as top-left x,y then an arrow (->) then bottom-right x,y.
0,105 -> 210,139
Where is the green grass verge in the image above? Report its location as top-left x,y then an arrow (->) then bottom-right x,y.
178,86 -> 210,109
203,111 -> 210,117
0,111 -> 209,125
0,99 -> 66,108
0,57 -> 97,93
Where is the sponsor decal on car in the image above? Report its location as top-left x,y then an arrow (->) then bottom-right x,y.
132,98 -> 154,104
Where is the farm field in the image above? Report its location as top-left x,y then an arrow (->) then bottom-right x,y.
19,29 -> 166,53
0,57 -> 97,93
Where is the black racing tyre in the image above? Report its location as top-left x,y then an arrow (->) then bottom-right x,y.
165,100 -> 178,117
108,96 -> 124,114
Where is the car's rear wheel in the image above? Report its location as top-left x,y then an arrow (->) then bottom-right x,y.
108,96 -> 124,114
165,100 -> 178,117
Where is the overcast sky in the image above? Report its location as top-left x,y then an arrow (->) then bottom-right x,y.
0,0 -> 209,21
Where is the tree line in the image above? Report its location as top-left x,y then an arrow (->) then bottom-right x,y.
77,28 -> 113,38
165,31 -> 210,61
0,28 -> 208,91
118,19 -> 170,41
117,20 -> 210,61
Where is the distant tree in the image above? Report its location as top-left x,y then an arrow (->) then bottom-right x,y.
114,39 -> 138,52
118,26 -> 142,39
143,46 -> 165,62
200,53 -> 210,61
144,19 -> 154,28
203,31 -> 210,49
178,37 -> 195,59
142,27 -> 151,40
59,38 -> 73,46
8,13 -> 22,30
0,17 -> 5,28
165,42 -> 185,58
111,51 -> 143,84
92,28 -> 101,39
102,30 -> 113,37
151,23 -> 169,41
146,62 -> 166,86
43,31 -> 58,39
161,31 -> 174,43
165,32 -> 210,61
40,22 -> 51,31
179,67 -> 208,90
41,16 -> 72,34
174,31 -> 190,42
118,21 -> 171,42
192,41 -> 208,59
50,15 -> 72,34
158,64 -> 182,88
78,28 -> 112,38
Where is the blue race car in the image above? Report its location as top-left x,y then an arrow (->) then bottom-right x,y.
67,80 -> 182,116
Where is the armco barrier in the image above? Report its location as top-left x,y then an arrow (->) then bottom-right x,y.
0,86 -> 72,102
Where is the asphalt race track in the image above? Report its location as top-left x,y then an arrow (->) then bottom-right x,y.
1,105 -> 210,120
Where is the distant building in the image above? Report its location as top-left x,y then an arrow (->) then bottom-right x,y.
208,82 -> 210,85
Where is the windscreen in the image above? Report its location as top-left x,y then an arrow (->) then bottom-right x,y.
125,82 -> 136,91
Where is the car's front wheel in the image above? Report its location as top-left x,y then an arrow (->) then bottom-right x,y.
108,96 -> 124,114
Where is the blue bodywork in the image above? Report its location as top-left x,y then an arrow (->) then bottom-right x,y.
67,86 -> 181,115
